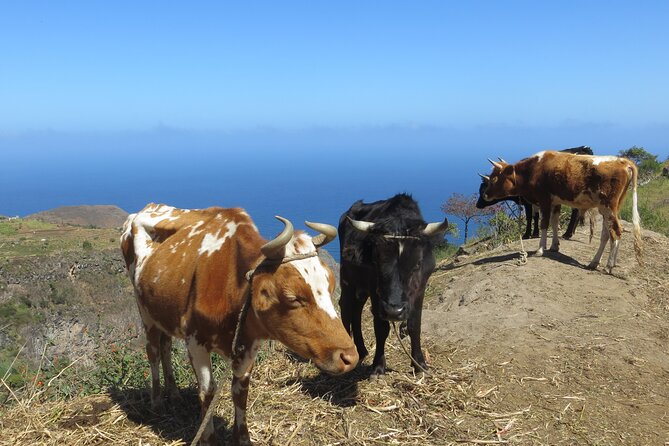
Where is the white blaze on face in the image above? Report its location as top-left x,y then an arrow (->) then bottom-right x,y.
287,233 -> 338,319
198,221 -> 239,256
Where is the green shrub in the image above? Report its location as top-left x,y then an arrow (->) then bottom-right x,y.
476,210 -> 524,248
0,222 -> 18,236
82,240 -> 93,250
0,301 -> 35,325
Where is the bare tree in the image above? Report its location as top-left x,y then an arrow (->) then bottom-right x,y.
441,193 -> 500,243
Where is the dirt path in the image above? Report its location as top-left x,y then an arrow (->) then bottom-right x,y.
423,221 -> 669,444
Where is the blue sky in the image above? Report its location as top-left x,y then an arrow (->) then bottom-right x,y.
0,1 -> 668,227
2,1 -> 668,133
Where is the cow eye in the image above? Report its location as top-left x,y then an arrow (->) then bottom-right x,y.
285,294 -> 304,308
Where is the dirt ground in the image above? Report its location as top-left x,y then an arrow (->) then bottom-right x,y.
423,220 -> 669,445
2,220 -> 668,445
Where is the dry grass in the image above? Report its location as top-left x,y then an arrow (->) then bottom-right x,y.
0,328 -> 536,446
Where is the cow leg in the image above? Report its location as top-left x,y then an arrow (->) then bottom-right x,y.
340,285 -> 368,361
605,214 -> 623,273
351,292 -> 369,361
407,291 -> 428,373
549,205 -> 561,251
186,336 -> 216,446
536,205 -> 551,256
370,299 -> 390,377
522,202 -> 533,239
159,333 -> 181,404
231,343 -> 258,446
145,325 -> 163,411
563,208 -> 580,239
588,209 -> 611,270
532,205 -> 540,238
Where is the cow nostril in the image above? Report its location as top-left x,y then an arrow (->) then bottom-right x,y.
389,304 -> 407,316
339,347 -> 359,368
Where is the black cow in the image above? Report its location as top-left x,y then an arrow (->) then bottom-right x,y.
338,194 -> 449,377
476,146 -> 593,240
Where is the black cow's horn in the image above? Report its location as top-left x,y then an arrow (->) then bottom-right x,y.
423,218 -> 450,237
478,173 -> 490,181
498,157 -> 507,163
347,216 -> 375,232
305,221 -> 337,248
488,158 -> 503,169
261,216 -> 294,259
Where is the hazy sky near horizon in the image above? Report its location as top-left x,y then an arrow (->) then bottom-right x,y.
1,1 -> 668,137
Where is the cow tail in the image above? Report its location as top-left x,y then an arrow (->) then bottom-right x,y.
630,164 -> 643,265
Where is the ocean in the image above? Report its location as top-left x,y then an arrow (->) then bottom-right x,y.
0,133 -> 524,260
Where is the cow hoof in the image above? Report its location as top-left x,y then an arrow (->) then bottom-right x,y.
534,248 -> 544,257
369,364 -> 386,379
548,246 -> 559,252
586,262 -> 599,270
412,361 -> 429,373
199,436 -> 217,446
167,390 -> 183,405
233,430 -> 253,446
150,399 -> 164,413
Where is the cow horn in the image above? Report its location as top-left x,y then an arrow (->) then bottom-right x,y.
423,218 -> 450,237
488,158 -> 503,169
261,216 -> 294,259
478,173 -> 490,181
347,216 -> 375,232
305,221 -> 337,248
498,157 -> 507,163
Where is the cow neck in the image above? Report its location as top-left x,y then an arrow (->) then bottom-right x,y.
230,250 -> 319,361
513,157 -> 537,191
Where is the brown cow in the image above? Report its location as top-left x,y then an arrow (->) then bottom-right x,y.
482,151 -> 642,272
121,203 -> 358,446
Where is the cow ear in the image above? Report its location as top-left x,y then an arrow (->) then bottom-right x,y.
253,280 -> 276,312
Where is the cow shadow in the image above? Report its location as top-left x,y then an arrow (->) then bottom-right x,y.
107,387 -> 233,444
540,250 -> 584,267
471,252 -> 525,265
465,250 -> 583,268
282,353 -> 364,407
291,369 -> 363,407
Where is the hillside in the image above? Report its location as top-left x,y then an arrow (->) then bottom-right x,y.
621,175 -> 669,236
26,205 -> 129,228
1,218 -> 668,445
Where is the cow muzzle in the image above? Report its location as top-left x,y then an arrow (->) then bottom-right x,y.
318,346 -> 359,375
380,301 -> 408,322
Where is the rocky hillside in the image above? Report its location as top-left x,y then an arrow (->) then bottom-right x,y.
26,205 -> 129,228
0,227 -> 339,368
1,218 -> 668,445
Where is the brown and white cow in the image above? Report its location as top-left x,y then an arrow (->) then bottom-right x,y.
121,203 -> 358,446
482,151 -> 642,272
